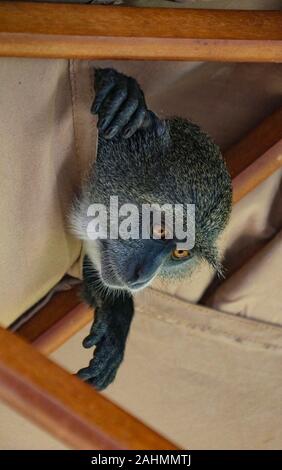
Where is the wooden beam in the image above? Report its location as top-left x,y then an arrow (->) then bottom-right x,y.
10,286 -> 91,355
225,107 -> 282,180
0,3 -> 281,62
32,301 -> 92,355
232,139 -> 282,204
11,286 -> 82,343
0,326 -> 179,450
225,107 -> 282,203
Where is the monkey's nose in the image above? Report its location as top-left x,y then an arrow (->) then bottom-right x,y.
132,264 -> 143,283
129,264 -> 154,288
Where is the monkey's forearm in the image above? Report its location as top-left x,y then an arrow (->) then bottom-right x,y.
77,257 -> 134,390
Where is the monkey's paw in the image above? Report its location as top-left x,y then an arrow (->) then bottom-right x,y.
76,303 -> 130,391
91,67 -> 165,139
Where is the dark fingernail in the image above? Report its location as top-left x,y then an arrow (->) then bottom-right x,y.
97,118 -> 106,130
91,102 -> 98,114
104,126 -> 119,139
77,368 -> 91,380
123,127 -> 133,139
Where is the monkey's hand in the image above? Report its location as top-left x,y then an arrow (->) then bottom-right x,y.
77,293 -> 134,390
91,68 -> 165,139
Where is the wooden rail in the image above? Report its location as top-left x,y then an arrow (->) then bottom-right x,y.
0,326 -> 179,450
227,107 -> 282,203
0,3 -> 282,62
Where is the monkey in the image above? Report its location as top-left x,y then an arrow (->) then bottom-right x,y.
71,68 -> 232,390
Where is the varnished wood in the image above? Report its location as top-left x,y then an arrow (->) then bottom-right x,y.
232,140 -> 282,204
224,107 -> 282,203
12,286 -> 82,342
11,285 -> 92,355
32,302 -> 93,355
2,3 -> 282,40
0,3 -> 281,62
0,326 -> 179,450
225,107 -> 282,179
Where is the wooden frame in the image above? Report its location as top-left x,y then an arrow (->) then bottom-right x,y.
0,327 -> 178,450
0,2 -> 282,451
0,3 -> 282,62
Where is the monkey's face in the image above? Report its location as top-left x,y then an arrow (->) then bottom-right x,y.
75,118 -> 232,293
85,232 -> 198,292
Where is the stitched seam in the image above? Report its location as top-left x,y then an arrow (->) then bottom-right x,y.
88,61 -> 96,166
137,304 -> 282,351
149,288 -> 282,333
69,59 -> 82,179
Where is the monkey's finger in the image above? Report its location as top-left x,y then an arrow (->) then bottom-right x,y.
96,356 -> 121,390
142,110 -> 166,137
92,68 -> 128,114
91,80 -> 116,115
77,359 -> 107,383
83,339 -> 122,385
94,68 -> 121,92
87,363 -> 118,391
76,352 -> 107,380
76,366 -> 93,381
86,345 -> 114,377
94,68 -> 118,94
82,331 -> 102,348
97,85 -> 128,133
154,115 -> 166,137
85,348 -> 122,390
98,366 -> 118,390
103,91 -> 140,139
82,321 -> 107,348
141,110 -> 154,130
122,107 -> 146,139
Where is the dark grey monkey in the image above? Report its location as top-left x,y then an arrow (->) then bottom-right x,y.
72,68 -> 232,390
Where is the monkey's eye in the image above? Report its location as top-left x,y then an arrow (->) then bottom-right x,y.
152,224 -> 170,240
172,249 -> 190,260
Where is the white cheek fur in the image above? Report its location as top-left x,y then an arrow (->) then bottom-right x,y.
84,239 -> 102,274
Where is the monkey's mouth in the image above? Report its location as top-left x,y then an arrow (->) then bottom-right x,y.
128,277 -> 155,291
100,261 -> 154,292
98,240 -> 156,292
100,268 -> 151,292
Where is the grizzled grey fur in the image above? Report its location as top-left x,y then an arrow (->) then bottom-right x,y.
72,68 -> 232,390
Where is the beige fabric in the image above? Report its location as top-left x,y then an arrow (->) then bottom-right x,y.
52,289 -> 282,450
0,400 -> 68,450
0,59 -> 94,326
207,229 -> 282,325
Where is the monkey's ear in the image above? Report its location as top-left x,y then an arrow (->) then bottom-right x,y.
91,67 -> 166,140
